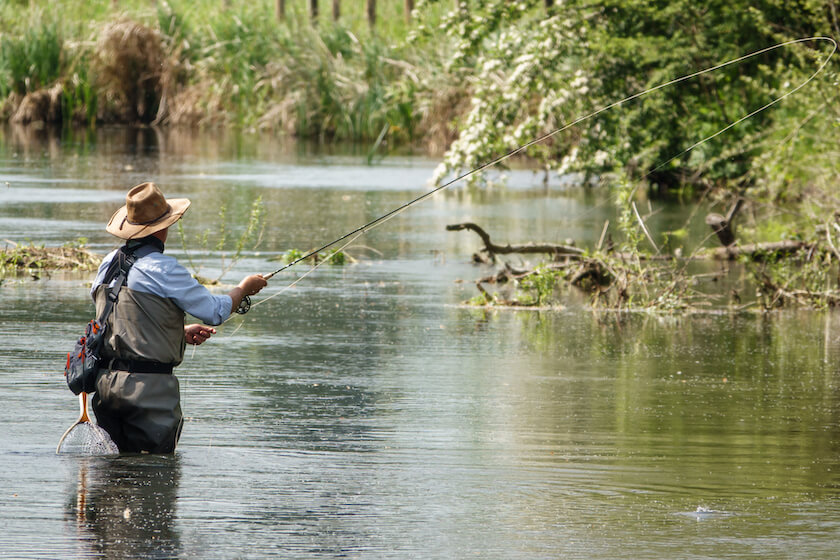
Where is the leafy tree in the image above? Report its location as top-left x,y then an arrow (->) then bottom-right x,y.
412,0 -> 838,194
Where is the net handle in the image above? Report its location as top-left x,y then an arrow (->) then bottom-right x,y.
56,393 -> 91,453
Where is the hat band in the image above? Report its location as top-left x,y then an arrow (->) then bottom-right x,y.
124,205 -> 173,227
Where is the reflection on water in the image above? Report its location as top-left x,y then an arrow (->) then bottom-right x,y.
66,456 -> 181,559
1,125 -> 840,559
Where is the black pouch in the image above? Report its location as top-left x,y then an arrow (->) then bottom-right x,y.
65,319 -> 106,395
64,243 -> 137,395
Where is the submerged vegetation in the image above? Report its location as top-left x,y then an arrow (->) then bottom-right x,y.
2,0 -> 839,309
453,179 -> 840,312
273,248 -> 351,266
0,239 -> 99,277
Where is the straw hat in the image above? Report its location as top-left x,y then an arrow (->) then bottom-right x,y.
106,182 -> 191,239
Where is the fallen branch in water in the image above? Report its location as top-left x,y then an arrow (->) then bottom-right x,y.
446,222 -> 584,263
450,222 -> 814,263
448,221 -> 840,311
705,240 -> 809,260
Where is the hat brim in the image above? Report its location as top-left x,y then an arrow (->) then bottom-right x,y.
106,198 -> 191,240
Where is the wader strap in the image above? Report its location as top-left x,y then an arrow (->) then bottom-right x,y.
97,244 -> 141,324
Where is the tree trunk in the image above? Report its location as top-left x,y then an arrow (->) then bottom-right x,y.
276,0 -> 285,21
332,0 -> 340,21
404,0 -> 414,22
310,0 -> 318,23
367,0 -> 376,28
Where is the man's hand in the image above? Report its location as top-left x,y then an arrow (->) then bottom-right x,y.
185,324 -> 217,345
239,274 -> 268,297
228,274 -> 268,314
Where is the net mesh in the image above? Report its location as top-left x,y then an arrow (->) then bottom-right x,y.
57,422 -> 119,455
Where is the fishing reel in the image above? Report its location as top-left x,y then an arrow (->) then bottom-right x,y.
236,295 -> 251,315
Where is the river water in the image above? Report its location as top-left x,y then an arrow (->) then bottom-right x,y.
1,125 -> 839,559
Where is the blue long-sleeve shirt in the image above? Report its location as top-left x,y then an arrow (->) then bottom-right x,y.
91,245 -> 232,326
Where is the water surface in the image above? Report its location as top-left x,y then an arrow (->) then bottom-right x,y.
1,126 -> 839,559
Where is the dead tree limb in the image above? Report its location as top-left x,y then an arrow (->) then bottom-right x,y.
708,240 -> 809,260
447,222 -> 584,263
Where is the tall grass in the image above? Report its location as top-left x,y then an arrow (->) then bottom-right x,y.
0,21 -> 62,98
0,0 -> 452,141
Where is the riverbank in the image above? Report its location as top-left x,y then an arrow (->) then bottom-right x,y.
3,2 -> 837,185
0,0 -> 455,148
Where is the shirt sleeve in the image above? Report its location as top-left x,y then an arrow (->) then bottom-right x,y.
103,251 -> 233,325
162,262 -> 233,325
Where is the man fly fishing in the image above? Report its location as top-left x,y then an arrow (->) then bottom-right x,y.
89,182 -> 267,453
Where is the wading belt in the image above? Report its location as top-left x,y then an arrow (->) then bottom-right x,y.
108,359 -> 173,374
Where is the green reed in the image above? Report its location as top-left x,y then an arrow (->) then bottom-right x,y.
0,21 -> 62,98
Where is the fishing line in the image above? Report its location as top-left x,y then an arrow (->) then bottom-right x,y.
231,36 -> 836,319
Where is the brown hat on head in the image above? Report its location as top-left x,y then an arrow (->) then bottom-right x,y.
106,182 -> 191,240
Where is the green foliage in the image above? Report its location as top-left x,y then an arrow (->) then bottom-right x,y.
417,0 -> 839,193
410,1 -> 588,186
0,21 -> 63,97
467,290 -> 495,306
326,250 -> 346,265
282,248 -> 304,264
517,265 -> 565,306
615,176 -> 644,255
0,1 -> 416,137
1,0 -> 838,204
61,62 -> 97,126
747,248 -> 839,309
280,248 -> 347,266
178,197 -> 265,284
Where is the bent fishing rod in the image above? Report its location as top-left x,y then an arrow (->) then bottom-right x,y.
234,36 -> 836,316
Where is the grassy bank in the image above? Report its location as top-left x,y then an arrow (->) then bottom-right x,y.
0,0 -> 450,144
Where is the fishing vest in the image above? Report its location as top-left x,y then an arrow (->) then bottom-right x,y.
93,284 -> 186,366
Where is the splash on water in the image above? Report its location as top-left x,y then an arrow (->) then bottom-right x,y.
57,422 -> 119,456
679,506 -> 733,521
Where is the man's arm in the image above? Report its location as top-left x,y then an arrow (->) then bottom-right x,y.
184,274 -> 268,345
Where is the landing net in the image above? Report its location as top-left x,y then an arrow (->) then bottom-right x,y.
57,422 -> 119,455
57,392 -> 119,456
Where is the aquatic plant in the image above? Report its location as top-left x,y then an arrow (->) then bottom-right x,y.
0,239 -> 99,277
178,196 -> 266,285
275,248 -> 349,266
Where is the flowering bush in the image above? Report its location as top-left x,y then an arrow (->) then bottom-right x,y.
410,0 -> 839,193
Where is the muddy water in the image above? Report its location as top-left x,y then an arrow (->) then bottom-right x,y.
1,126 -> 839,559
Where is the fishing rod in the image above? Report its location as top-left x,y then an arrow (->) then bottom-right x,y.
234,36 -> 836,315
